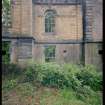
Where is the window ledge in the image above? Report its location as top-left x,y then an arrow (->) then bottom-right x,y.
43,32 -> 56,36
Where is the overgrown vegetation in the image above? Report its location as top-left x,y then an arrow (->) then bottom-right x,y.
2,62 -> 102,105
2,42 -> 10,64
24,62 -> 102,91
2,79 -> 17,91
2,0 -> 11,28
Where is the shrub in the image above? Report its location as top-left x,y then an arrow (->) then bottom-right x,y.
42,71 -> 69,88
25,63 -> 67,88
63,63 -> 81,74
36,63 -> 84,89
25,63 -> 81,89
77,64 -> 102,91
62,64 -> 82,89
24,62 -> 102,91
25,65 -> 37,82
3,79 -> 17,91
2,42 -> 10,64
35,63 -> 68,88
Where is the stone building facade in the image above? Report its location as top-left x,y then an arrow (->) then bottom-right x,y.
2,0 -> 103,70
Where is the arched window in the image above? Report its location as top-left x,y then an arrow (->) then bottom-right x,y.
45,10 -> 56,33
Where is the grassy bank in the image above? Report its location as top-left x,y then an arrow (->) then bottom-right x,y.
2,63 -> 102,105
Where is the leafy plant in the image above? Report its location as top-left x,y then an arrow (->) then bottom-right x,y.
24,62 -> 102,91
2,42 -> 10,64
77,64 -> 102,91
24,62 -> 39,82
2,0 -> 11,28
3,79 -> 17,91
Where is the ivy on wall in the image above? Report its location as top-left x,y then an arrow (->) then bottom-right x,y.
2,42 -> 10,64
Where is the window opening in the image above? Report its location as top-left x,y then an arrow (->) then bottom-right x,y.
44,45 -> 56,62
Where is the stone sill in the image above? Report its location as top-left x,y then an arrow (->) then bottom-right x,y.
43,32 -> 57,36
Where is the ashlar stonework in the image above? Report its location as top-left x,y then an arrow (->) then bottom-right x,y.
3,0 -> 102,70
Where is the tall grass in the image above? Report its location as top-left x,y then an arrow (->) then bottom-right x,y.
2,62 -> 102,105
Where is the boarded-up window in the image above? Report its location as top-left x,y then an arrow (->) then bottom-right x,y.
18,39 -> 32,59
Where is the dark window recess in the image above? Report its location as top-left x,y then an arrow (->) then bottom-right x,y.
45,10 -> 55,33
98,50 -> 103,55
63,50 -> 67,53
44,45 -> 56,62
2,51 -> 6,55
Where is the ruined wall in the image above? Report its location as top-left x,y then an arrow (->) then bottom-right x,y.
31,43 -> 81,64
85,43 -> 102,70
11,0 -> 33,36
34,4 -> 83,41
11,0 -> 103,41
56,44 -> 81,64
11,0 -> 83,40
84,0 -> 103,70
11,0 -> 83,64
32,43 -> 45,63
10,38 -> 32,63
11,1 -> 83,41
92,0 -> 103,41
10,0 -> 102,70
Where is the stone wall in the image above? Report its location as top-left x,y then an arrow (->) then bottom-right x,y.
56,44 -> 81,64
85,43 -> 102,70
11,0 -> 33,36
34,4 -> 83,41
31,43 -> 81,64
11,0 -> 103,41
10,0 -> 102,70
11,0 -> 83,40
92,0 -> 103,41
10,39 -> 32,63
